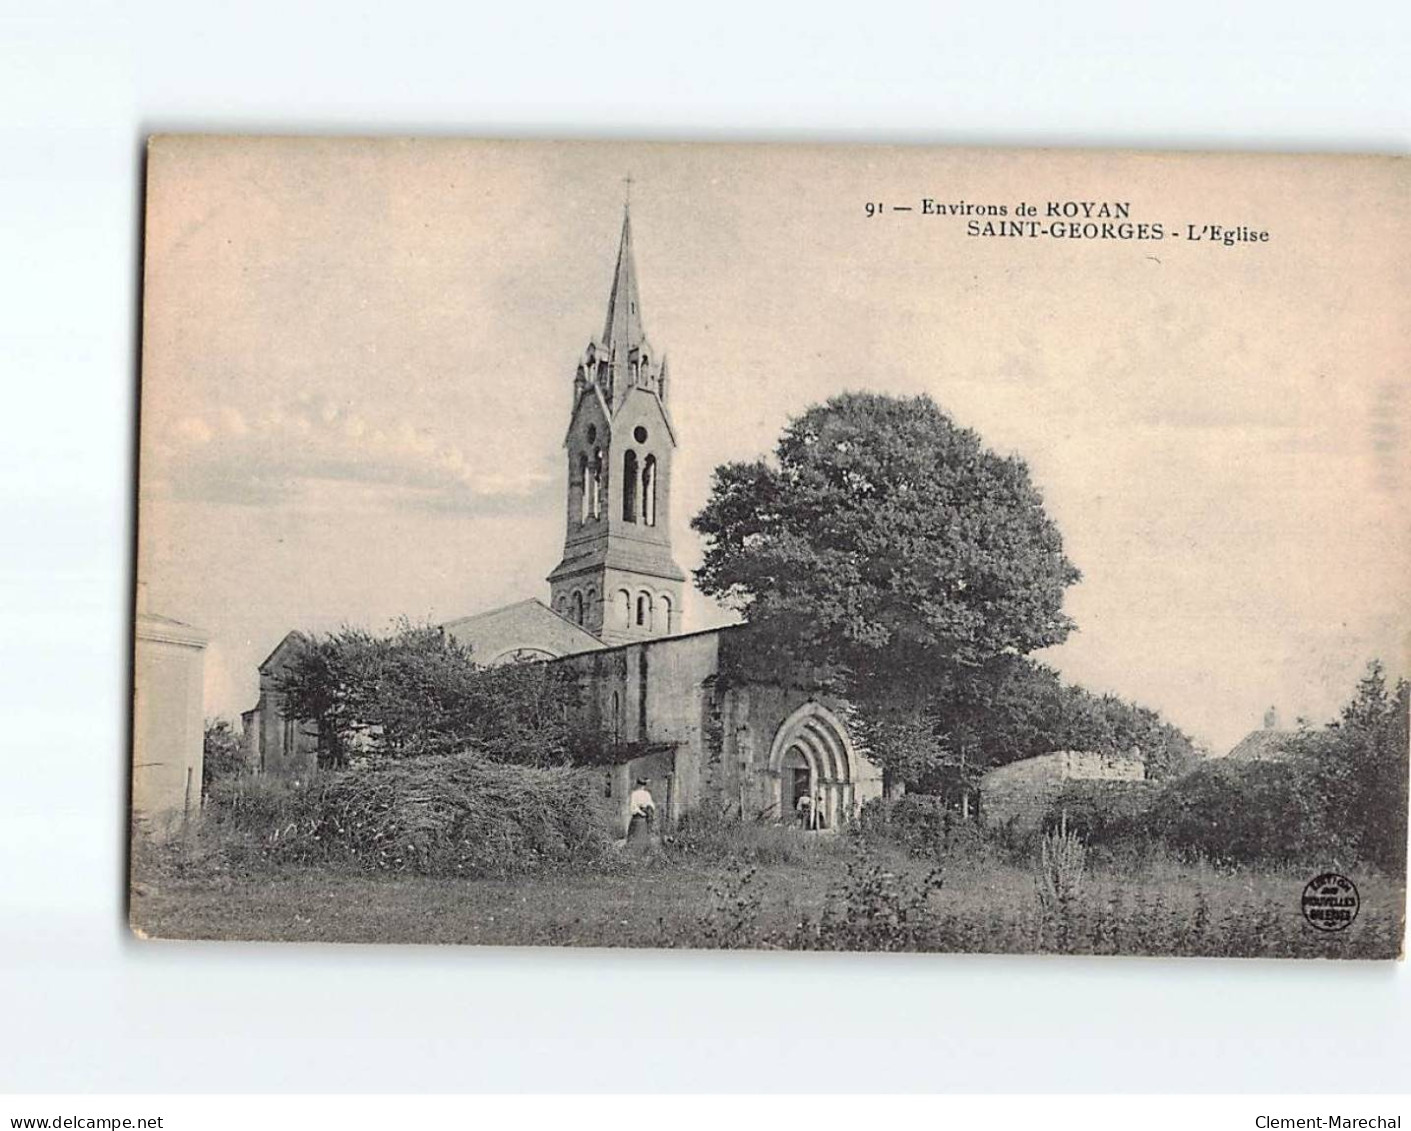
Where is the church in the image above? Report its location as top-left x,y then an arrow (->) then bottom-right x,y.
243,204 -> 884,832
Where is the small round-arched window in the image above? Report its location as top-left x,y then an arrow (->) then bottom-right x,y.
586,424 -> 597,443
633,425 -> 648,444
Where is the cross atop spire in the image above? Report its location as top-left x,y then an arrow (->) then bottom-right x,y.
601,199 -> 645,361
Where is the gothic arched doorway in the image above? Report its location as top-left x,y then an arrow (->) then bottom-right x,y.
767,702 -> 860,830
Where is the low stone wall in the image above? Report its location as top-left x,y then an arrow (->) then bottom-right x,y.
980,751 -> 1144,831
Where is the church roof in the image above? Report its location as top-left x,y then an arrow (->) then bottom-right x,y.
441,598 -> 605,662
601,205 -> 645,361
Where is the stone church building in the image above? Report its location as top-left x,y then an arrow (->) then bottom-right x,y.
244,205 -> 883,831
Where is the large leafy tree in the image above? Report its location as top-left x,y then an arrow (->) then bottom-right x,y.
693,392 -> 1201,790
693,392 -> 1080,675
693,392 -> 1083,786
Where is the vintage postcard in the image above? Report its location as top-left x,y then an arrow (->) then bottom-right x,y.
131,137 -> 1409,958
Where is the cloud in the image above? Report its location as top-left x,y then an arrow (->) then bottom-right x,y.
150,396 -> 556,514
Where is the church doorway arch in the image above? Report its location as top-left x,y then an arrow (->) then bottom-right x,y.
766,702 -> 859,830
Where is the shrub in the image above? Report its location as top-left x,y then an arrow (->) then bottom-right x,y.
202,717 -> 247,789
1041,780 -> 1154,845
1137,760 -> 1316,866
204,754 -> 611,878
805,853 -> 946,952
1289,663 -> 1409,874
880,794 -> 949,854
273,622 -> 583,768
858,794 -> 988,861
699,860 -> 765,947
205,773 -> 304,834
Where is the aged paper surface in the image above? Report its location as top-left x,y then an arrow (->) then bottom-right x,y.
132,138 -> 1408,956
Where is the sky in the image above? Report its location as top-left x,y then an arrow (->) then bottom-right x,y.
138,138 -> 1410,753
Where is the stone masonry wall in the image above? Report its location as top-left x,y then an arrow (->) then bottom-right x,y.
980,751 -> 1145,831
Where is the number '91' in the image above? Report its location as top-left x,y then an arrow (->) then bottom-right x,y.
864,202 -> 885,217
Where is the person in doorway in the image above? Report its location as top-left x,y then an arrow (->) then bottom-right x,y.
627,777 -> 656,843
794,790 -> 813,829
813,789 -> 828,831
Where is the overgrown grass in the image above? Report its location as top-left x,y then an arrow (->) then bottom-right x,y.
131,762 -> 1403,957
665,803 -> 857,867
132,817 -> 1405,958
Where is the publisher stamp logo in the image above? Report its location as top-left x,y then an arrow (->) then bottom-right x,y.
1301,872 -> 1360,932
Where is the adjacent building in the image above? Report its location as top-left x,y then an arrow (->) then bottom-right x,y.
132,593 -> 208,835
1225,707 -> 1301,763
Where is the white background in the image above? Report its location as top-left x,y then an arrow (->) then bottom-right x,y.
2,0 -> 1408,1094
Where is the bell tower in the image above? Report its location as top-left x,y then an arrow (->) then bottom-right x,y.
547,202 -> 686,645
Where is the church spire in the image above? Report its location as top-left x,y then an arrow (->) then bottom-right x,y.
601,202 -> 645,361
550,197 -> 685,644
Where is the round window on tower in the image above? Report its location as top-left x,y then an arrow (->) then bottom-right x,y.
633,426 -> 648,444
586,424 -> 597,443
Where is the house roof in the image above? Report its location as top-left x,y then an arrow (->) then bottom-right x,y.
258,629 -> 309,672
1226,729 -> 1300,762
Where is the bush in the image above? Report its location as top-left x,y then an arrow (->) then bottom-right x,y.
204,754 -> 611,878
205,774 -> 302,834
805,853 -> 946,952
699,860 -> 766,947
1289,663 -> 1409,874
1041,780 -> 1154,845
695,848 -> 946,952
202,717 -> 247,789
273,622 -> 583,768
858,794 -> 987,861
1137,761 -> 1316,866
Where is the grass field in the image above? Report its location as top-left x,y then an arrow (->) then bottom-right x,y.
130,830 -> 1406,959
